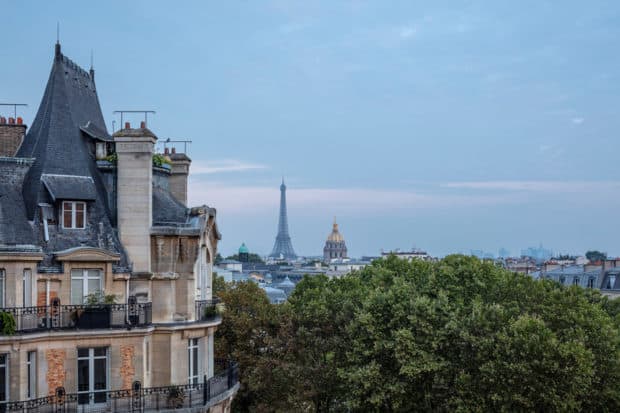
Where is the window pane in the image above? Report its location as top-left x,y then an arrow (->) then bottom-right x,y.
192,347 -> 198,377
93,358 -> 107,390
0,364 -> 5,402
88,278 -> 100,295
94,348 -> 106,357
77,348 -> 89,358
77,359 -> 89,392
72,279 -> 84,304
71,269 -> 84,278
63,209 -> 72,228
75,209 -> 84,228
75,203 -> 84,212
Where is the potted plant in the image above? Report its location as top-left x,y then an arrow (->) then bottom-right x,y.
166,387 -> 185,408
76,292 -> 117,329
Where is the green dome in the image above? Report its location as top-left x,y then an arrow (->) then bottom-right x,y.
238,243 -> 249,254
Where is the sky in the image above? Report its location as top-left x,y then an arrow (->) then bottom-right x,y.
1,1 -> 619,258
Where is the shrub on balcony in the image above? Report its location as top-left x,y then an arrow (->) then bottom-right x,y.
0,311 -> 16,335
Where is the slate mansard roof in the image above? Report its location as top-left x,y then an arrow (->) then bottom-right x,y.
2,43 -> 218,269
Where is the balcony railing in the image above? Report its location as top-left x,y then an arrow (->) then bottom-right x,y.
0,359 -> 239,412
195,298 -> 221,322
0,302 -> 152,335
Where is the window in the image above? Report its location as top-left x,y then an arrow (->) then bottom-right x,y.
607,275 -> 617,290
559,276 -> 566,285
62,201 -> 86,229
77,348 -> 108,405
0,354 -> 7,403
573,277 -> 579,286
188,338 -> 199,385
71,269 -> 102,304
27,351 -> 36,399
588,278 -> 595,289
0,269 -> 4,307
23,269 -> 32,307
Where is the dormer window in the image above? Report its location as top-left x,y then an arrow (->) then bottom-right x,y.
62,201 -> 86,229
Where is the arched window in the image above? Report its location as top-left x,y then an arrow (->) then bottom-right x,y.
607,275 -> 616,289
559,276 -> 566,285
573,277 -> 579,286
587,278 -> 595,288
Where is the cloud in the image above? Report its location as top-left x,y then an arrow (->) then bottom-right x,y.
442,181 -> 620,193
398,25 -> 417,39
188,182 -> 517,215
572,117 -> 585,124
190,160 -> 268,175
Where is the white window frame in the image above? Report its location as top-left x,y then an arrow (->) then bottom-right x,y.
71,269 -> 103,304
23,269 -> 32,307
0,269 -> 4,308
27,351 -> 36,399
188,338 -> 200,385
77,347 -> 108,405
62,201 -> 86,229
0,353 -> 8,403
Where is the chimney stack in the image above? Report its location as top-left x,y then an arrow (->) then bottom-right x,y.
0,114 -> 27,156
113,125 -> 157,273
169,151 -> 191,206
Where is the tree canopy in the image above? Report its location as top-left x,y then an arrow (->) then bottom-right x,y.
586,250 -> 608,262
215,255 -> 620,412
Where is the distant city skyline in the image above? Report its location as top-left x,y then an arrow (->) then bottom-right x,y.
1,1 -> 618,258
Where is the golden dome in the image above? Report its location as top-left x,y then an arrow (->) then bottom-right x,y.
327,217 -> 344,242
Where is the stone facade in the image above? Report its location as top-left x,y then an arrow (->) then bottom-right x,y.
0,43 -> 235,412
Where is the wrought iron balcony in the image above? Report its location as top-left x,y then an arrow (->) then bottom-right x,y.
195,298 -> 221,322
0,359 -> 239,412
0,302 -> 152,335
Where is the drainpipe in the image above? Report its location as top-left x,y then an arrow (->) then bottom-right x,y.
126,277 -> 130,325
45,279 -> 50,305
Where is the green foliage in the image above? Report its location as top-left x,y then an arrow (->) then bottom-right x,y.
0,312 -> 16,335
152,153 -> 171,167
84,291 -> 117,305
104,152 -> 118,163
226,253 -> 265,264
217,255 -> 620,412
586,250 -> 607,262
214,253 -> 223,265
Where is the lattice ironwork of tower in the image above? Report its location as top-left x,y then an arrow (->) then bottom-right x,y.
270,179 -> 297,259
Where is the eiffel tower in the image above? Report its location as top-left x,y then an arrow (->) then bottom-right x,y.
269,178 -> 297,259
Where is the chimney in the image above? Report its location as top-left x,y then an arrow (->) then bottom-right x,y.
113,125 -> 157,273
0,115 -> 27,156
169,150 -> 191,206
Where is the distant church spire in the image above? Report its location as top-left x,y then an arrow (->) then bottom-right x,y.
270,178 -> 297,259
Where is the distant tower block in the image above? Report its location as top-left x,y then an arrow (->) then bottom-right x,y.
323,217 -> 348,262
269,179 -> 297,260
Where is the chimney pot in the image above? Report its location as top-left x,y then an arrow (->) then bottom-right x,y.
8,117 -> 15,125
16,117 -> 23,125
140,121 -> 146,129
0,117 -> 5,124
125,122 -> 130,129
171,147 -> 176,154
164,147 -> 169,155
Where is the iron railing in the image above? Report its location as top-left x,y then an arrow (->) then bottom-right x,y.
0,303 -> 152,334
0,359 -> 238,412
195,298 -> 221,322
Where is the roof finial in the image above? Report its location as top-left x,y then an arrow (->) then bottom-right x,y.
55,22 -> 61,58
90,49 -> 95,80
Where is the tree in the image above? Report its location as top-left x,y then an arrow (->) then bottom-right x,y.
226,253 -> 265,264
586,250 -> 607,262
217,256 -> 620,412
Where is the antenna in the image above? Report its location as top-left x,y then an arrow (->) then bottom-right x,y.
113,110 -> 156,128
0,103 -> 28,119
90,49 -> 94,70
56,22 -> 59,44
